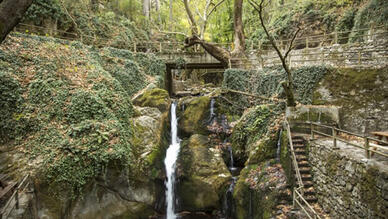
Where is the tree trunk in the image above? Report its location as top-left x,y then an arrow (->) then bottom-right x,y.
185,35 -> 230,66
155,0 -> 161,23
232,0 -> 245,55
169,0 -> 173,30
0,0 -> 33,43
143,0 -> 150,19
183,0 -> 198,35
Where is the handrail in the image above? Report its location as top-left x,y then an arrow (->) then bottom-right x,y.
286,119 -> 322,219
304,121 -> 388,158
0,174 -> 30,219
294,187 -> 322,219
285,120 -> 304,190
13,22 -> 387,54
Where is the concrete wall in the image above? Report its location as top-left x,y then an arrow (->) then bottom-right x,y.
308,139 -> 388,218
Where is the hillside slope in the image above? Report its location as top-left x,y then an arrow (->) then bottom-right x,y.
0,33 -> 165,195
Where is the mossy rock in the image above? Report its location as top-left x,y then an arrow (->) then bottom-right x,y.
246,136 -> 277,165
133,88 -> 171,112
176,134 -> 231,212
233,164 -> 289,219
178,96 -> 211,136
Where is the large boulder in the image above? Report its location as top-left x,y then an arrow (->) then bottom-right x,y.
233,162 -> 292,219
176,134 -> 231,212
133,88 -> 171,113
178,96 -> 211,136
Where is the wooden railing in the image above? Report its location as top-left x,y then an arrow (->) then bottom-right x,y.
293,187 -> 321,219
0,174 -> 30,219
306,122 -> 388,158
285,120 -> 304,189
284,120 -> 321,219
13,23 -> 387,54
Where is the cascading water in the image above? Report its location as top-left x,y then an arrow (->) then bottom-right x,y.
209,98 -> 216,123
164,102 -> 180,219
276,129 -> 282,162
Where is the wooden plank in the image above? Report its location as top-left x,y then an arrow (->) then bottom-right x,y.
371,131 -> 388,137
0,181 -> 17,199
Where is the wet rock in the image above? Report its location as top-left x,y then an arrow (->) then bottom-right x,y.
176,134 -> 231,212
178,96 -> 211,136
133,88 -> 171,113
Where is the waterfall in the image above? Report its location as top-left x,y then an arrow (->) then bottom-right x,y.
276,129 -> 282,162
228,146 -> 234,168
209,98 -> 216,123
164,102 -> 180,219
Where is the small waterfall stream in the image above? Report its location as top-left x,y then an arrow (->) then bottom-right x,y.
276,129 -> 282,163
164,102 -> 180,219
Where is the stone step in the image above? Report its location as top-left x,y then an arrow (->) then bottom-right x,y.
303,187 -> 316,195
298,167 -> 311,174
303,181 -> 314,188
295,149 -> 306,155
291,135 -> 304,140
301,174 -> 312,181
293,143 -> 305,148
296,155 -> 308,161
304,195 -> 318,203
292,138 -> 304,143
297,160 -> 309,167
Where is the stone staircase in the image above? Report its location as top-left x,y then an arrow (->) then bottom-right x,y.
291,135 -> 318,204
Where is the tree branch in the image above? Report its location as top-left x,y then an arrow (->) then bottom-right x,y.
183,0 -> 198,35
207,0 -> 226,17
284,27 -> 300,59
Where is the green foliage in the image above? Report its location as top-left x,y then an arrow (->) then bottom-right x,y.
0,72 -> 24,143
0,34 -> 164,197
222,69 -> 250,91
23,0 -> 66,25
350,0 -> 388,42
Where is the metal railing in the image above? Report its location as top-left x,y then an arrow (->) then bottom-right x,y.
307,122 -> 388,158
0,174 -> 30,219
284,120 -> 321,219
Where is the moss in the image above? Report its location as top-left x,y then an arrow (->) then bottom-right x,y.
280,130 -> 295,188
178,176 -> 219,211
313,68 -> 387,111
326,153 -> 339,176
179,96 -> 211,136
177,134 -> 231,212
133,88 -> 170,112
360,165 -> 384,217
230,104 -> 282,164
233,164 -> 282,219
247,136 -> 277,165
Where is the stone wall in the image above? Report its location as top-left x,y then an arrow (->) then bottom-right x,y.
308,139 -> 388,218
249,31 -> 388,69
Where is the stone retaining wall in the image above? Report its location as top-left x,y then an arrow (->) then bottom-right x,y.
308,139 -> 388,218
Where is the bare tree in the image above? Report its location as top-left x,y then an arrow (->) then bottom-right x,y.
248,0 -> 300,106
183,0 -> 199,35
0,0 -> 33,43
195,0 -> 226,39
